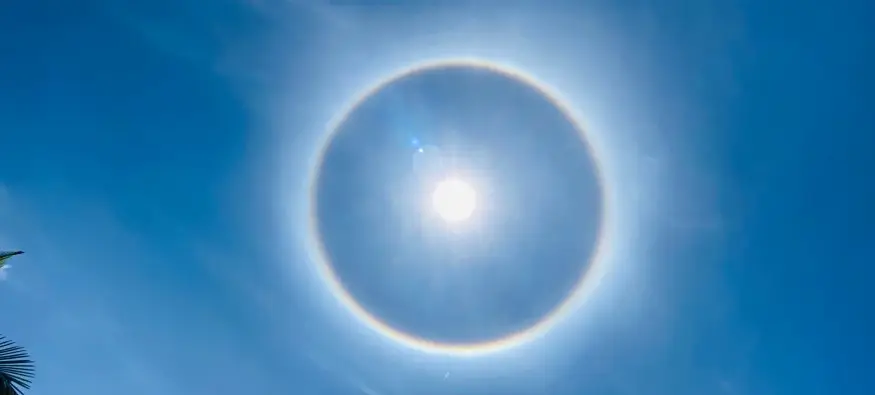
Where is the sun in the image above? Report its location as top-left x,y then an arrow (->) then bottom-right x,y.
432,178 -> 477,223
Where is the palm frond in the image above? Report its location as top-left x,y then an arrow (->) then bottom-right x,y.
0,336 -> 34,395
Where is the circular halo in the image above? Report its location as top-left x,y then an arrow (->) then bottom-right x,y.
306,58 -> 613,357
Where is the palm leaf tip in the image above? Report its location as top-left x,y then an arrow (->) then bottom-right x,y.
0,337 -> 34,395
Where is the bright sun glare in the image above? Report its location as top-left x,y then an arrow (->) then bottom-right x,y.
432,178 -> 477,223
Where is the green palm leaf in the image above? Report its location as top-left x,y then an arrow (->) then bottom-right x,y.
0,337 -> 34,395
0,251 -> 23,268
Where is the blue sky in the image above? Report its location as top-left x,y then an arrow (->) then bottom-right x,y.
1,1 -> 873,395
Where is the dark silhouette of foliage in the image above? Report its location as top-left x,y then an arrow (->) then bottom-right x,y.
0,336 -> 34,395
0,251 -> 23,268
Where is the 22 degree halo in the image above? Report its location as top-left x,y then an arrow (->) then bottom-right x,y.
306,58 -> 612,357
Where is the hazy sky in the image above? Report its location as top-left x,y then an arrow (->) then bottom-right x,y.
1,1 -> 873,395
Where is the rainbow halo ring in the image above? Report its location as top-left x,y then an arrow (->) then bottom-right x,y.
306,58 -> 613,357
